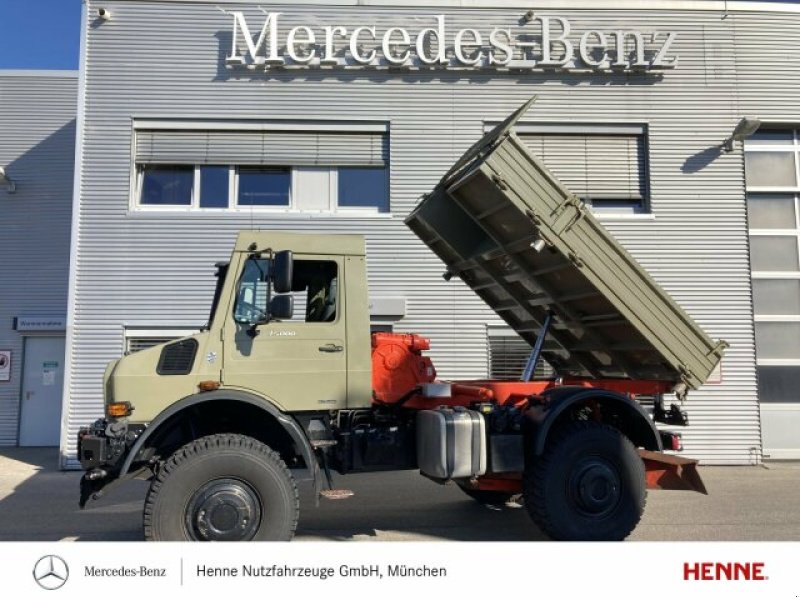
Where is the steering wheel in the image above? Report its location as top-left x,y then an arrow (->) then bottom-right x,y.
237,300 -> 268,322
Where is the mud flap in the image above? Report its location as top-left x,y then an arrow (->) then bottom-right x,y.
638,450 -> 708,495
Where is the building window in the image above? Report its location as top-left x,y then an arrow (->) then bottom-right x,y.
516,124 -> 649,213
139,165 -> 194,206
487,327 -> 554,380
756,366 -> 800,403
745,153 -> 796,188
237,168 -> 291,207
132,125 -> 389,213
199,166 -> 231,209
744,128 -> 800,404
136,164 -> 390,213
338,167 -> 389,212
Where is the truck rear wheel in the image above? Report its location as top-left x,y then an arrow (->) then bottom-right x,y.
143,433 -> 299,541
524,422 -> 646,541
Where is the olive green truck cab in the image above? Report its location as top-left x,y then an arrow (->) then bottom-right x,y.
78,101 -> 722,541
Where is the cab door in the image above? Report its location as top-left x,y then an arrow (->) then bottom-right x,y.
222,254 -> 347,412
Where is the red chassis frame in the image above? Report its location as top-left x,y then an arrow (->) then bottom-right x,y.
406,378 -> 705,496
370,332 -> 705,495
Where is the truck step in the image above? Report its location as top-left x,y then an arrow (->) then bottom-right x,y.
320,489 -> 354,500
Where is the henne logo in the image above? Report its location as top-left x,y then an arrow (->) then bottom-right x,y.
224,11 -> 678,73
33,555 -> 70,590
683,562 -> 767,581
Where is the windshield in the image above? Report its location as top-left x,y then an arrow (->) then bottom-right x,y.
234,258 -> 271,324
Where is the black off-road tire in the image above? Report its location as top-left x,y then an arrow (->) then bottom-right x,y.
143,433 -> 299,541
524,422 -> 646,541
458,485 -> 517,506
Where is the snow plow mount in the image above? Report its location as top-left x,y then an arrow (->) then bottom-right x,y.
639,449 -> 708,494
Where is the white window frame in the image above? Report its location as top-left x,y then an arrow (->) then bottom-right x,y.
743,129 -> 800,194
133,164 -> 197,212
132,164 -> 236,213
291,167 -> 336,213
746,129 -> 800,375
132,164 -> 391,216
195,165 -> 235,212
334,166 -> 391,215
233,165 -> 293,213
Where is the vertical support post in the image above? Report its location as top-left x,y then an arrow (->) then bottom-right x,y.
522,311 -> 553,382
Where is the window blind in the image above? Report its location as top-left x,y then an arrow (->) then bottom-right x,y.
135,129 -> 388,167
519,131 -> 647,204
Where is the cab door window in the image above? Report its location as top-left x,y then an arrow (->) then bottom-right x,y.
288,260 -> 338,323
233,258 -> 271,324
233,257 -> 337,324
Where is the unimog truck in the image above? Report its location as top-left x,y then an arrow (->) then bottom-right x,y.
78,99 -> 724,541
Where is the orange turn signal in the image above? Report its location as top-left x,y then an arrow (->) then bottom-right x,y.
198,380 -> 221,392
107,401 -> 133,418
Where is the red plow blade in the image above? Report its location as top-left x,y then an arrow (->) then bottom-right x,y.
639,450 -> 708,495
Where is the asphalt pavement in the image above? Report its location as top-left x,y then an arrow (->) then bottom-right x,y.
0,447 -> 798,541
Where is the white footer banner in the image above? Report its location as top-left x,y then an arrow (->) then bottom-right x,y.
1,542 -> 796,599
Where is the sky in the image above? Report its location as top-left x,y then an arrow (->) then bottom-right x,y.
0,0 -> 81,70
0,0 -> 799,71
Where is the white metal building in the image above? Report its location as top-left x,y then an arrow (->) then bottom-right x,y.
0,71 -> 76,447
1,0 -> 799,466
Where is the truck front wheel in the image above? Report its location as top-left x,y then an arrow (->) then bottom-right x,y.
143,433 -> 299,541
524,422 -> 646,541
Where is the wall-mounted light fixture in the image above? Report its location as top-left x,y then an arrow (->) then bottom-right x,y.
722,117 -> 762,153
97,7 -> 112,21
522,10 -> 536,23
0,167 -> 16,193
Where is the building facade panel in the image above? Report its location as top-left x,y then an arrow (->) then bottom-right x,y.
0,72 -> 77,445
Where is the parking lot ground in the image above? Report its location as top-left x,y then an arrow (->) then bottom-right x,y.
0,448 -> 798,541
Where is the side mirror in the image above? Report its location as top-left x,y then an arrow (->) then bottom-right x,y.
269,294 -> 294,320
273,250 -> 294,294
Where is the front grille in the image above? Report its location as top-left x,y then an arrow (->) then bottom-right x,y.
156,339 -> 198,375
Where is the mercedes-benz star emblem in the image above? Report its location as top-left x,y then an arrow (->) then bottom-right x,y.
33,555 -> 69,590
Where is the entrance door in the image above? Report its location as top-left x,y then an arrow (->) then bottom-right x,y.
19,336 -> 65,446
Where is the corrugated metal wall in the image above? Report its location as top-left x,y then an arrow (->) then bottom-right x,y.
65,0 -> 800,466
0,72 -> 77,445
